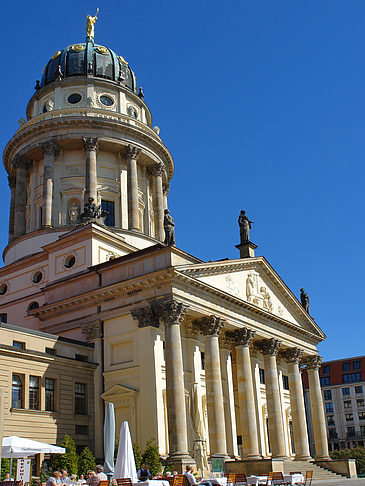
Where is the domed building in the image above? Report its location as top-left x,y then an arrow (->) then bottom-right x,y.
0,17 -> 347,479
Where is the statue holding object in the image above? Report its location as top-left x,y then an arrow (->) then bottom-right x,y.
300,288 -> 310,313
80,197 -> 108,224
164,209 -> 175,246
238,210 -> 254,244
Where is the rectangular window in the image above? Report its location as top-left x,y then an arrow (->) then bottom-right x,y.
101,200 -> 115,227
345,413 -> 354,421
343,373 -> 361,383
324,390 -> 332,400
75,354 -> 88,362
75,383 -> 87,415
200,352 -> 205,371
355,386 -> 363,394
328,428 -> 337,438
320,377 -> 330,386
357,399 -> 365,407
325,402 -> 334,413
327,415 -> 335,425
344,400 -> 352,409
358,412 -> 365,420
45,347 -> 55,355
347,426 -> 355,437
322,365 -> 330,375
342,387 -> 351,396
29,376 -> 39,410
343,362 -> 351,371
0,313 -> 7,323
12,341 -> 25,349
75,425 -> 88,435
11,374 -> 23,408
353,361 -> 361,370
45,378 -> 55,412
282,375 -> 289,390
361,426 -> 365,435
259,368 -> 265,385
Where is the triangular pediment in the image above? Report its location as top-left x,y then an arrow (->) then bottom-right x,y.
175,257 -> 325,339
101,384 -> 138,401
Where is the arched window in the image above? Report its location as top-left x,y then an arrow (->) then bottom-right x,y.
27,302 -> 39,311
12,374 -> 23,408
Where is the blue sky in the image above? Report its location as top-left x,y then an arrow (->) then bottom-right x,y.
0,1 -> 364,360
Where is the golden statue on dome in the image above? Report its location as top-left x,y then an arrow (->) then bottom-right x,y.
86,8 -> 99,40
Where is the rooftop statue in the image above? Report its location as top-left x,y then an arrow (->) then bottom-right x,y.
80,197 -> 108,224
300,288 -> 310,313
86,8 -> 99,40
164,209 -> 175,246
238,210 -> 254,244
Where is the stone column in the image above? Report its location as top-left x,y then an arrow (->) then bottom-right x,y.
126,144 -> 141,231
259,338 -> 286,458
83,137 -> 99,202
148,163 -> 165,241
306,355 -> 330,460
8,176 -> 16,242
81,321 -> 104,459
163,183 -> 170,210
284,348 -> 311,460
13,155 -> 31,239
233,328 -> 261,459
220,344 -> 238,458
40,141 -> 59,228
194,316 -> 228,457
153,298 -> 191,465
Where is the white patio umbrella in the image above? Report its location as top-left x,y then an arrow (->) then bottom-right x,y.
2,436 -> 65,473
190,384 -> 208,476
113,421 -> 137,482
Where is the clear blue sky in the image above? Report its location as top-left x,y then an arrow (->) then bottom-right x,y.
0,1 -> 364,360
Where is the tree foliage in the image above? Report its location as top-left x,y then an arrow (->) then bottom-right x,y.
330,447 -> 365,476
51,434 -> 78,475
78,447 -> 96,476
1,458 -> 16,480
132,442 -> 143,471
142,439 -> 162,476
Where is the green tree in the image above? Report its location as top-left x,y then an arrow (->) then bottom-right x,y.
142,439 -> 162,476
78,447 -> 96,476
1,458 -> 16,480
330,447 -> 365,476
51,435 -> 78,475
132,443 -> 143,471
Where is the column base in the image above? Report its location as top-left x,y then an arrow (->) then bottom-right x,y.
294,455 -> 312,461
42,224 -> 53,229
242,455 -> 262,460
166,455 -> 194,473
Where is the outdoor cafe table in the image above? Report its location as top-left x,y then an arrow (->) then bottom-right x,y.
246,474 -> 304,485
133,480 -> 170,486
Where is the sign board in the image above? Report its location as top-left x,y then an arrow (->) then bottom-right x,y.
211,457 -> 224,473
16,458 -> 31,484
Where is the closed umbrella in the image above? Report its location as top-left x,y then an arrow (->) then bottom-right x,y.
190,384 -> 208,476
113,421 -> 137,482
104,403 -> 115,478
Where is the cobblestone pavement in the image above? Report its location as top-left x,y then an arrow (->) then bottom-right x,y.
312,479 -> 365,485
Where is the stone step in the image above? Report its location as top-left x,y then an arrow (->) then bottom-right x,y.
283,459 -> 346,480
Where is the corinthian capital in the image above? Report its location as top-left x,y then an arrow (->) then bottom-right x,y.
193,315 -> 226,336
39,140 -> 60,156
256,338 -> 282,356
126,144 -> 141,160
304,354 -> 323,370
227,327 -> 256,347
132,306 -> 160,328
81,320 -> 102,342
283,347 -> 304,363
147,162 -> 165,178
152,298 -> 189,326
13,154 -> 32,170
8,176 -> 16,189
83,137 -> 99,152
163,183 -> 170,196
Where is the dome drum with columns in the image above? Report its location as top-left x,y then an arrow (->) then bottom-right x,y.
0,16 -> 347,479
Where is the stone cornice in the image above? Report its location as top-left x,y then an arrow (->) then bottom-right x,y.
4,115 -> 174,179
175,257 -> 325,340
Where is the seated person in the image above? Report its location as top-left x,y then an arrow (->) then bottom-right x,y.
86,471 -> 100,486
184,466 -> 212,486
95,466 -> 108,481
46,472 -> 61,486
137,464 -> 152,481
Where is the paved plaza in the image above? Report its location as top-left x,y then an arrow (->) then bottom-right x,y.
312,479 -> 365,485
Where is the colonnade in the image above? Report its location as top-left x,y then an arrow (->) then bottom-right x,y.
8,141 -> 167,242
133,298 -> 329,466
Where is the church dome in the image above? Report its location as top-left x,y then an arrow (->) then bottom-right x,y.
40,41 -> 137,93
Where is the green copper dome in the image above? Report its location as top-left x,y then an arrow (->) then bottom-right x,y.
40,40 -> 137,93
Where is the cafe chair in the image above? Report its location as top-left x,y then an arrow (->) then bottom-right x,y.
100,481 -> 109,486
224,474 -> 236,486
172,475 -> 185,486
264,472 -> 275,485
235,473 -> 248,486
116,479 -> 133,486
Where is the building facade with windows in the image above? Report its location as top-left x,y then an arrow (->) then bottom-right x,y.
0,19 -> 336,473
302,356 -> 365,452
